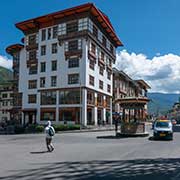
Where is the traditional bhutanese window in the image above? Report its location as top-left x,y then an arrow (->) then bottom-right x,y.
91,42 -> 96,55
59,23 -> 66,35
107,84 -> 111,93
28,80 -> 37,89
89,59 -> 95,70
53,26 -> 58,38
89,75 -> 94,86
98,30 -> 103,43
99,80 -> 103,90
28,94 -> 36,103
52,43 -> 58,54
28,34 -> 36,45
78,18 -> 88,31
51,76 -> 57,87
88,19 -> 93,33
65,39 -> 82,52
41,29 -> 46,41
68,74 -> 79,84
66,21 -> 78,34
68,58 -> 79,68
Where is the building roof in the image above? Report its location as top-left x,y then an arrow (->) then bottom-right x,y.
15,3 -> 122,47
6,44 -> 24,55
135,80 -> 151,89
113,67 -> 137,86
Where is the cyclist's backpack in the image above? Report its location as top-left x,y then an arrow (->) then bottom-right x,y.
48,127 -> 55,136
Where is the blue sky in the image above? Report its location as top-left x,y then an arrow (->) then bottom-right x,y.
1,0 -> 180,57
0,0 -> 180,93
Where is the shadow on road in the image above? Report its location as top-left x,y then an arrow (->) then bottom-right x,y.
148,136 -> 173,141
30,151 -> 49,154
1,158 -> 180,180
96,135 -> 127,139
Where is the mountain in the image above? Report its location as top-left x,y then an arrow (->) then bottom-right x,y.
0,66 -> 13,83
147,92 -> 180,115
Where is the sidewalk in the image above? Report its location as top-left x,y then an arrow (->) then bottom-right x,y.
59,122 -> 152,134
59,125 -> 115,134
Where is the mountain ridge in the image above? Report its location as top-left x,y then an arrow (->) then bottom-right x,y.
147,92 -> 179,115
0,66 -> 13,83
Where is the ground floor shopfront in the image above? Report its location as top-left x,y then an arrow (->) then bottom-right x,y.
21,88 -> 112,126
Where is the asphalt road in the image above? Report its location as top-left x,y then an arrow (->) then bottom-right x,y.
1,126 -> 180,180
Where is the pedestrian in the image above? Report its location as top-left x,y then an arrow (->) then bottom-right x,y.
45,121 -> 55,152
115,117 -> 118,136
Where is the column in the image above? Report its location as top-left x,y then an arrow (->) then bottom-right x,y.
56,90 -> 59,124
94,92 -> 98,126
110,97 -> 113,125
36,92 -> 41,124
122,108 -> 125,122
82,88 -> 87,126
22,112 -> 25,125
103,95 -> 106,125
128,109 -> 131,123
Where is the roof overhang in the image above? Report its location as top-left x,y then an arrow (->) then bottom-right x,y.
15,3 -> 122,47
6,44 -> 24,55
117,97 -> 150,105
135,80 -> 151,89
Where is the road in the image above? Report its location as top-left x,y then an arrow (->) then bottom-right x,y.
0,126 -> 180,179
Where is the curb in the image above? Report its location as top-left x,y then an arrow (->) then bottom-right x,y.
58,128 -> 115,134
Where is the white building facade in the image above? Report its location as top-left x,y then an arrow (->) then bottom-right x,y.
6,3 -> 122,126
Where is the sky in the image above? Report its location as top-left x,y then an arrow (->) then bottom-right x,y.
0,0 -> 180,93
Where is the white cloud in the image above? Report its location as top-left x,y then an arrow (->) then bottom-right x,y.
115,50 -> 180,93
0,55 -> 12,69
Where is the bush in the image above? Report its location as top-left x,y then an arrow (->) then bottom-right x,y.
35,125 -> 44,133
67,124 -> 80,130
53,124 -> 80,131
14,125 -> 25,134
25,124 -> 36,133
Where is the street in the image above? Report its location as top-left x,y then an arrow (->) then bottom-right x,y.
0,127 -> 180,179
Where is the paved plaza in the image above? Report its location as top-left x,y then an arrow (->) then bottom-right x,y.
1,128 -> 180,179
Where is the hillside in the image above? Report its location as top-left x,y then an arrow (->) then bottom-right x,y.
0,66 -> 13,83
147,93 -> 179,115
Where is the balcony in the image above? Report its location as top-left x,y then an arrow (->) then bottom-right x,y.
87,99 -> 95,106
88,50 -> 96,62
58,30 -> 88,44
26,43 -> 38,51
98,58 -> 105,69
27,58 -> 38,68
65,50 -> 82,60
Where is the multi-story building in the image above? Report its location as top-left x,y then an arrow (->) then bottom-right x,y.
6,3 -> 122,126
6,44 -> 23,124
0,81 -> 13,123
168,99 -> 180,122
113,68 -> 150,122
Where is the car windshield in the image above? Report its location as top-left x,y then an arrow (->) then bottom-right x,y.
155,121 -> 170,128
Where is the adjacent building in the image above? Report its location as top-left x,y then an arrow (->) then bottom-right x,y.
6,3 -> 122,126
0,81 -> 13,123
168,98 -> 180,123
113,68 -> 150,122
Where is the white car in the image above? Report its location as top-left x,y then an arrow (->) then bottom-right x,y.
153,120 -> 173,140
